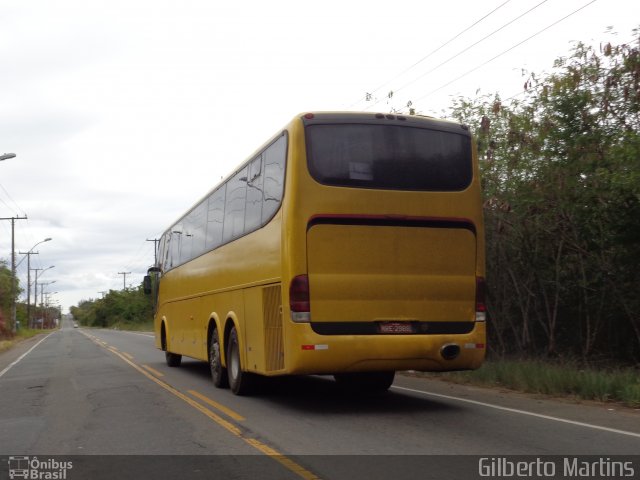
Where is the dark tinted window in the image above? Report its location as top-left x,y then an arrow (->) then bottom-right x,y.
262,135 -> 286,222
185,201 -> 207,260
306,124 -> 471,191
245,155 -> 264,232
206,185 -> 226,250
169,223 -> 182,269
163,132 -> 287,271
223,167 -> 247,242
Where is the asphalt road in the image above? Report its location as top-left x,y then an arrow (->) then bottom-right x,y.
1,320 -> 639,480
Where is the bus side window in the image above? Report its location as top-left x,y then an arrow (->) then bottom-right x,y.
262,135 -> 286,223
187,202 -> 207,260
223,167 -> 248,242
169,224 -> 182,268
244,154 -> 264,232
206,184 -> 226,250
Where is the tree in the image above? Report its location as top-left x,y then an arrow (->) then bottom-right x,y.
70,284 -> 153,328
449,31 -> 640,363
0,259 -> 22,336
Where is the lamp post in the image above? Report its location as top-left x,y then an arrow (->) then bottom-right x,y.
40,281 -> 56,307
32,266 -> 54,328
43,291 -> 58,329
19,238 -> 52,328
0,153 -> 16,161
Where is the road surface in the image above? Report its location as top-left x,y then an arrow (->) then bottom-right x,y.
1,320 -> 639,479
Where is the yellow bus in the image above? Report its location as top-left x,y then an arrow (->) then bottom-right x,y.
145,112 -> 486,395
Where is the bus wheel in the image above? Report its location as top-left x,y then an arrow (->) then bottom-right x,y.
227,326 -> 255,395
209,326 -> 228,388
334,371 -> 395,393
165,351 -> 182,367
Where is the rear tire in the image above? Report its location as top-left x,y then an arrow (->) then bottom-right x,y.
227,327 -> 256,395
334,371 -> 395,393
209,326 -> 228,388
165,351 -> 182,367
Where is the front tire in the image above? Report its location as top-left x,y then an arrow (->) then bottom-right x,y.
162,323 -> 181,367
209,326 -> 228,388
227,327 -> 255,395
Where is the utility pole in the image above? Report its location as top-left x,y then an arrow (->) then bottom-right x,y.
1,215 -> 28,332
118,272 -> 131,290
18,250 -> 38,328
146,238 -> 160,266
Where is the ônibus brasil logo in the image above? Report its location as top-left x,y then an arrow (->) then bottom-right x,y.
7,456 -> 73,480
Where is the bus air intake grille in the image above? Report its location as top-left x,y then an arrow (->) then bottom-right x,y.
263,285 -> 285,371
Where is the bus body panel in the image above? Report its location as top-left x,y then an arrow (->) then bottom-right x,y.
154,210 -> 283,370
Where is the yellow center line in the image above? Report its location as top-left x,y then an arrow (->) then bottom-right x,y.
141,364 -> 164,377
188,389 -> 245,422
121,352 -> 134,360
80,331 -> 319,480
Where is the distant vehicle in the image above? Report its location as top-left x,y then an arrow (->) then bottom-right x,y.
73,322 -> 78,328
145,112 -> 486,395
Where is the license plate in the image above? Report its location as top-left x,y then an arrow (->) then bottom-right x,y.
378,322 -> 414,334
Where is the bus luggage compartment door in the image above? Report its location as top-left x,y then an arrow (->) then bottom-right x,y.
306,222 -> 477,327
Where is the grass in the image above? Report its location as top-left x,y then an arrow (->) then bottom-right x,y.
0,327 -> 50,353
427,359 -> 640,408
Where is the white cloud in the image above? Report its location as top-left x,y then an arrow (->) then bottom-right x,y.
1,0 -> 639,311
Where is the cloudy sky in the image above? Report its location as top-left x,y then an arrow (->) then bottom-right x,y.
0,0 -> 638,312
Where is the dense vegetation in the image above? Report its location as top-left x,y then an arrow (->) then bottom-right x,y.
0,260 -> 22,337
448,34 -> 640,364
70,285 -> 153,330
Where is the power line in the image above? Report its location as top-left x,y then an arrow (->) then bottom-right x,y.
348,0 -> 513,109
393,0 -> 550,97
0,182 -> 26,216
411,0 -> 598,107
364,0 -> 552,112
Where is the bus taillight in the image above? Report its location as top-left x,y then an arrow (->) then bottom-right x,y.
476,276 -> 486,322
290,274 -> 311,322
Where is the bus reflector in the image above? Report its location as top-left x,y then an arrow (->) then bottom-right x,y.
290,275 -> 311,322
476,276 -> 487,322
302,344 -> 328,350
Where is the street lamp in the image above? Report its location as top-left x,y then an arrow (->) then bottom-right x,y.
0,153 -> 16,161
40,281 -> 56,306
19,238 -> 52,325
42,290 -> 58,329
32,266 -> 54,328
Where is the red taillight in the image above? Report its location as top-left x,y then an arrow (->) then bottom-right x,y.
290,275 -> 310,312
476,276 -> 487,321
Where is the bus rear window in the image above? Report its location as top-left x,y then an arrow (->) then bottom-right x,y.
305,124 -> 472,191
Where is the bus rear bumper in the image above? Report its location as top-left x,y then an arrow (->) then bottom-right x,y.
284,321 -> 486,375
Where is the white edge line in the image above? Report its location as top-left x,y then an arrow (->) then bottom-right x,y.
0,332 -> 56,379
392,385 -> 640,439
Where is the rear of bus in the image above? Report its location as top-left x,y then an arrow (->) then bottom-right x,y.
281,112 -> 486,378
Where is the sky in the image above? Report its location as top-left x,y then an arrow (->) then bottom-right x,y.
0,0 -> 638,313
